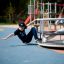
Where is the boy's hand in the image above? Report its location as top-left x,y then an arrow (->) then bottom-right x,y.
1,38 -> 7,40
0,33 -> 14,40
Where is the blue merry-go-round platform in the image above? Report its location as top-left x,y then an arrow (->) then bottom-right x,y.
0,27 -> 64,64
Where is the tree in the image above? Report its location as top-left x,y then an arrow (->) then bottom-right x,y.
17,0 -> 29,19
5,2 -> 16,23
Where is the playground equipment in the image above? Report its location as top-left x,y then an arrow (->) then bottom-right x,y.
27,0 -> 64,28
24,0 -> 64,50
24,9 -> 39,25
28,18 -> 64,50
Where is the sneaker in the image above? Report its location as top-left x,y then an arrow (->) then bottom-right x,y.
42,37 -> 47,42
35,39 -> 38,43
35,38 -> 42,43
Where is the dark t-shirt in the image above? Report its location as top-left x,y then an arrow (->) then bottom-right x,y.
14,29 -> 26,43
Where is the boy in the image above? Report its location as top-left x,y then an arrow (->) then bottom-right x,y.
1,22 -> 42,44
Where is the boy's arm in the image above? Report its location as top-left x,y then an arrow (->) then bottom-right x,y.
1,33 -> 15,40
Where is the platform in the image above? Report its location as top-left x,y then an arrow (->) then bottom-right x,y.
38,40 -> 64,50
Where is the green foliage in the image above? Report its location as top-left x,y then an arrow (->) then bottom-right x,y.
17,0 -> 29,20
5,2 -> 16,23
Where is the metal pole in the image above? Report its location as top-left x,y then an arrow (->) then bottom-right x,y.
54,2 -> 57,31
43,3 -> 44,18
30,0 -> 31,23
55,2 -> 57,14
49,3 -> 52,29
48,2 -> 50,30
34,0 -> 35,20
40,0 -> 44,42
34,0 -> 36,25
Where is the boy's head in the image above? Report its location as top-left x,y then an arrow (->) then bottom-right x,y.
19,22 -> 27,30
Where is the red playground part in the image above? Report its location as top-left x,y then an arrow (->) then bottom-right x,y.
18,9 -> 39,25
24,15 -> 31,25
24,9 -> 39,25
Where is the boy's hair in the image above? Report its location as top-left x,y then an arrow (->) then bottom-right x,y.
19,22 -> 27,30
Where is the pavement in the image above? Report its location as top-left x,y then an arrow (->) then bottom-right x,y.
0,25 -> 64,64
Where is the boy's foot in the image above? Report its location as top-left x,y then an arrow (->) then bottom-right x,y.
35,37 -> 47,43
42,37 -> 47,42
35,38 -> 42,43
